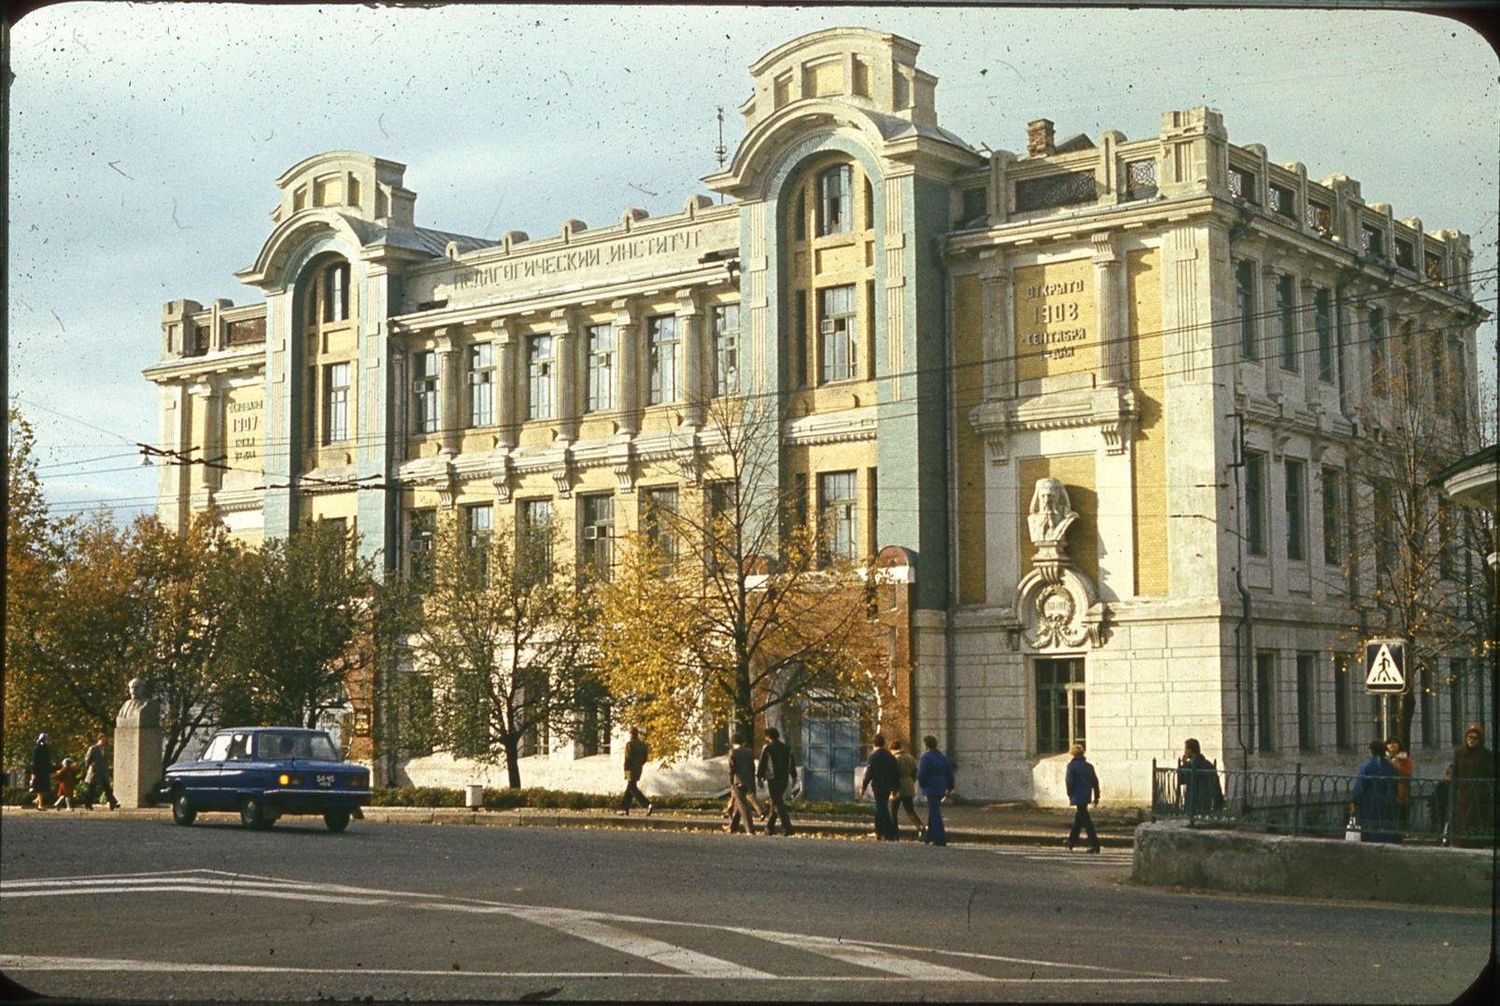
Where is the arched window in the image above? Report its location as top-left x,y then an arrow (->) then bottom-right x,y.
817,165 -> 853,236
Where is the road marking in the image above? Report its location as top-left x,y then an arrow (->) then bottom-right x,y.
0,954 -> 1224,983
748,931 -> 989,981
0,870 -> 1224,986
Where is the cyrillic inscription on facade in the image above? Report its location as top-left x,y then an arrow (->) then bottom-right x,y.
1013,260 -> 1096,382
224,390 -> 264,475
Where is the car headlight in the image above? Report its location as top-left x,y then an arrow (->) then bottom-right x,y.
278,773 -> 290,786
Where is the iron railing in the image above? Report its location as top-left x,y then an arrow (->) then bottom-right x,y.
1151,760 -> 1495,846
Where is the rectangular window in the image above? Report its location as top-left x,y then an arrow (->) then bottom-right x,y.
1315,287 -> 1335,383
1244,450 -> 1267,556
578,493 -> 614,583
515,668 -> 548,759
1296,652 -> 1318,752
712,304 -> 741,396
323,362 -> 350,444
1321,466 -> 1343,566
527,335 -> 554,420
641,486 -> 679,568
323,263 -> 350,323
586,324 -> 616,413
1368,307 -> 1387,397
519,498 -> 553,585
1236,260 -> 1258,360
468,343 -> 494,427
1373,482 -> 1394,581
1425,250 -> 1445,285
1361,224 -> 1385,257
1123,158 -> 1157,201
465,503 -> 493,586
1255,651 -> 1277,753
407,507 -> 436,584
1228,164 -> 1257,203
818,164 -> 853,236
1035,658 -> 1086,755
818,470 -> 858,563
575,672 -> 612,758
1334,654 -> 1352,751
1277,274 -> 1298,371
1307,200 -> 1333,237
412,351 -> 438,434
1269,182 -> 1297,219
1395,237 -> 1416,270
1285,458 -> 1306,561
1420,666 -> 1439,749
818,284 -> 857,383
647,315 -> 680,404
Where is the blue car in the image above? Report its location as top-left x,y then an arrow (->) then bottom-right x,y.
163,727 -> 371,832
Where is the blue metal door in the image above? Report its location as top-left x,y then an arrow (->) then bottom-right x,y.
801,706 -> 859,801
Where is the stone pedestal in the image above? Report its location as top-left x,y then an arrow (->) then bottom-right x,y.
113,678 -> 163,808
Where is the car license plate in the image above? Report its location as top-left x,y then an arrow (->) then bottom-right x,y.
316,774 -> 335,788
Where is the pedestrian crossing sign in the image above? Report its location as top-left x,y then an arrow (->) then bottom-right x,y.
1363,638 -> 1407,694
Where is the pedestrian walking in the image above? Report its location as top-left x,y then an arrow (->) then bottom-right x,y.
1176,738 -> 1223,817
51,758 -> 80,811
1384,737 -> 1412,831
916,735 -> 954,846
726,730 -> 761,835
1350,739 -> 1398,843
889,740 -> 925,840
1450,724 -> 1495,849
756,727 -> 796,836
859,733 -> 900,840
1063,744 -> 1101,852
28,733 -> 54,811
82,733 -> 120,811
618,727 -> 653,816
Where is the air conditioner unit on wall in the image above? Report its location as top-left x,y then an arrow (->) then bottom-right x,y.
582,526 -> 599,541
820,319 -> 836,335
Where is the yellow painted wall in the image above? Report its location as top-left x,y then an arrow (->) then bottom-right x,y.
1013,259 -> 1096,383
1128,248 -> 1168,596
952,273 -> 987,604
1017,453 -> 1098,585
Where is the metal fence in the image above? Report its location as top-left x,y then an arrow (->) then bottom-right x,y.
1151,760 -> 1495,846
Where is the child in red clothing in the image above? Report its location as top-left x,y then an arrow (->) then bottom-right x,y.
52,758 -> 80,810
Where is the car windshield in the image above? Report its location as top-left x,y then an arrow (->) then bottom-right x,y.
256,731 -> 339,762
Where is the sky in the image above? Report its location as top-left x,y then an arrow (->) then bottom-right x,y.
7,3 -> 1497,523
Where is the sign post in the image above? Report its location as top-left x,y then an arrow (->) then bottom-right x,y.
1363,638 -> 1407,741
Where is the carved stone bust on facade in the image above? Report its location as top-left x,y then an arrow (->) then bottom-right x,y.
116,677 -> 160,729
1026,477 -> 1079,547
1014,477 -> 1107,650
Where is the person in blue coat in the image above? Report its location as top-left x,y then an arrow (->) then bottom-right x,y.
1064,744 -> 1101,852
1350,739 -> 1399,843
916,735 -> 955,846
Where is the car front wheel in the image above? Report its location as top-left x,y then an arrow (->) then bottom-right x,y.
323,810 -> 351,833
171,791 -> 197,827
240,796 -> 270,829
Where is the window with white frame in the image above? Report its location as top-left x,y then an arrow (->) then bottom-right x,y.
1315,287 -> 1335,383
578,493 -> 614,582
323,362 -> 350,444
412,351 -> 438,434
1277,274 -> 1298,372
712,304 -> 741,396
468,343 -> 494,427
323,262 -> 351,323
818,470 -> 858,562
586,323 -> 615,413
528,335 -> 554,420
818,285 -> 857,383
465,503 -> 493,586
647,315 -> 680,404
817,164 -> 853,236
519,498 -> 553,584
641,486 -> 679,567
1035,658 -> 1085,754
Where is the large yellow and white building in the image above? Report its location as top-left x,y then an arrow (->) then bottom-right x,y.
146,27 -> 1488,803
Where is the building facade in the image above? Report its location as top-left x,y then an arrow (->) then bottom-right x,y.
145,27 -> 1488,803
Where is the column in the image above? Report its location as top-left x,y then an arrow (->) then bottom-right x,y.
1299,277 -> 1320,400
491,318 -> 519,450
613,298 -> 641,437
977,250 -> 1011,400
434,328 -> 462,455
676,288 -> 704,428
1261,263 -> 1280,376
551,307 -> 579,444
1092,233 -> 1128,386
201,381 -> 224,493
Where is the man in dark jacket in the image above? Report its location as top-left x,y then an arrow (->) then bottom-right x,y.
81,733 -> 119,811
727,730 -> 761,835
1176,738 -> 1222,817
619,727 -> 652,816
756,727 -> 796,836
1451,724 -> 1495,849
1350,739 -> 1398,843
1063,743 -> 1100,852
859,733 -> 900,840
28,733 -> 54,811
916,735 -> 954,846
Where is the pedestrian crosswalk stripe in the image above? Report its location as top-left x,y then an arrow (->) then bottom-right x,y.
510,908 -> 772,979
748,931 -> 989,981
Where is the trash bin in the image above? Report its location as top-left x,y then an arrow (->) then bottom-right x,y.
465,784 -> 484,810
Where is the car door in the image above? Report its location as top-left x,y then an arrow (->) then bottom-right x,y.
185,733 -> 231,809
215,731 -> 255,809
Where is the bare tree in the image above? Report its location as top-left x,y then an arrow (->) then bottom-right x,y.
595,394 -> 897,762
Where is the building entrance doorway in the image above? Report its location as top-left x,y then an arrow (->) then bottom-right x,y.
800,702 -> 860,801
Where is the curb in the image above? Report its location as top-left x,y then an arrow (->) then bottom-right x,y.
0,805 -> 1136,848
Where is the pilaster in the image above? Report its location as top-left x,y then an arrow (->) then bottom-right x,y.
676,288 -> 704,428
978,250 -> 1011,400
492,318 -> 519,450
613,298 -> 641,437
551,307 -> 579,444
434,327 -> 462,455
1092,233 -> 1129,386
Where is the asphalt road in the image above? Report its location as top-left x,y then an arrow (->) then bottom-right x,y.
0,813 -> 1490,1002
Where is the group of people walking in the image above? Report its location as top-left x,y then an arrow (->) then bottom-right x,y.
26,732 -> 120,811
859,734 -> 954,845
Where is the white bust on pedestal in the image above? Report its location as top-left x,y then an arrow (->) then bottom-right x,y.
113,677 -> 163,808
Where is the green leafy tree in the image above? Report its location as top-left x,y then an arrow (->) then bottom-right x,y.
413,511 -> 596,789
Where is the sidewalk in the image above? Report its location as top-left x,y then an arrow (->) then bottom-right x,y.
2,800 -> 1142,848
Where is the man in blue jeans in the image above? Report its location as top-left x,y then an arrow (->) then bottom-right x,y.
859,733 -> 901,840
1064,743 -> 1101,852
916,735 -> 955,846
